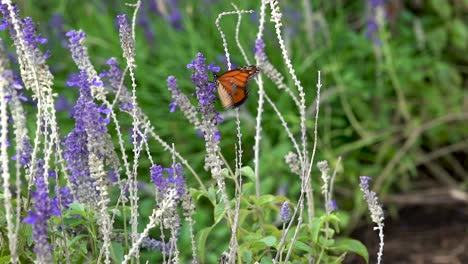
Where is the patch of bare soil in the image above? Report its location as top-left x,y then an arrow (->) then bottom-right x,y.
345,204 -> 468,264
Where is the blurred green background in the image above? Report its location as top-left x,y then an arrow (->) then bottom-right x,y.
4,0 -> 468,262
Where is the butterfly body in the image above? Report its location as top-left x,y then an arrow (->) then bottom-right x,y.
214,66 -> 260,108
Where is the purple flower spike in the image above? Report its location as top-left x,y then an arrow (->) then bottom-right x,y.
150,163 -> 186,199
328,199 -> 338,212
359,176 -> 384,224
190,53 -> 220,127
24,160 -> 53,262
255,38 -> 265,56
280,201 -> 291,222
116,14 -> 135,61
64,70 -> 115,205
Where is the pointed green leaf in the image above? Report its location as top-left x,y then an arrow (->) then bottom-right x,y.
294,241 -> 314,253
331,238 -> 369,263
241,166 -> 255,182
259,236 -> 277,247
311,217 -> 325,243
214,201 -> 226,224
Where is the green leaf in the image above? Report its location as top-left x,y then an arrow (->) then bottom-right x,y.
111,242 -> 124,263
331,238 -> 369,263
430,0 -> 452,19
196,226 -> 214,263
255,194 -> 278,205
214,202 -> 226,224
427,26 -> 448,54
311,217 -> 325,243
294,241 -> 314,253
207,187 -> 217,204
260,257 -> 274,264
67,202 -> 87,217
259,236 -> 277,247
190,188 -> 206,200
240,249 -> 253,264
68,234 -> 89,247
251,236 -> 277,251
0,255 -> 11,263
241,166 -> 255,182
450,19 -> 468,50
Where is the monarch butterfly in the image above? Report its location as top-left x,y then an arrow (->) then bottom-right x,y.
214,66 -> 260,108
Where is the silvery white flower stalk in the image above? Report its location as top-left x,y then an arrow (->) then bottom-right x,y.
284,151 -> 301,176
1,1 -> 66,192
167,75 -> 201,130
317,161 -> 331,212
122,189 -> 178,264
359,176 -> 385,264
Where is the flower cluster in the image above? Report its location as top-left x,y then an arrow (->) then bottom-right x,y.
187,52 -> 221,144
167,75 -> 201,129
100,57 -> 134,112
366,0 -> 385,46
0,3 -> 53,95
150,163 -> 186,200
116,14 -> 135,63
359,176 -> 384,225
24,160 -> 72,262
280,201 -> 291,223
63,70 -> 117,206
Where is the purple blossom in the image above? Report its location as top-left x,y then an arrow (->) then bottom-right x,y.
119,102 -> 133,112
138,3 -> 156,45
254,38 -> 265,59
188,52 -> 221,141
168,10 -> 183,30
23,160 -> 54,262
280,201 -> 291,222
100,57 -> 123,89
21,17 -> 48,46
166,75 -> 202,128
217,55 -> 237,70
116,14 -> 135,60
166,0 -> 184,30
48,13 -> 66,46
100,58 -> 134,112
0,5 -> 49,65
328,199 -> 338,212
55,95 -> 74,115
0,19 -> 6,30
108,169 -> 119,183
283,3 -> 302,38
65,29 -> 88,64
369,0 -> 384,8
150,163 -> 186,199
169,101 -> 177,112
51,186 -> 73,213
141,237 -> 171,253
366,0 -> 385,46
359,176 -> 384,224
64,70 -> 110,204
167,76 -> 179,112
11,137 -> 32,166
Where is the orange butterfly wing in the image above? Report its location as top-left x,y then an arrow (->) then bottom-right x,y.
215,66 -> 259,108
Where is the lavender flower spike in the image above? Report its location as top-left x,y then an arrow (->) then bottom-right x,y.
167,75 -> 201,129
359,176 -> 385,264
280,201 -> 291,223
187,52 -> 221,143
64,70 -> 116,207
117,14 -> 135,64
359,176 -> 384,224
24,160 -> 55,262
